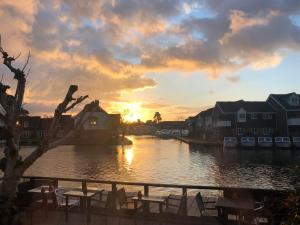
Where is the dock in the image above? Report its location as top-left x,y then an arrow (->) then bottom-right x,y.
176,137 -> 223,147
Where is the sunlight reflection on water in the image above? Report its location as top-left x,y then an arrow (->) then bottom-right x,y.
2,136 -> 299,193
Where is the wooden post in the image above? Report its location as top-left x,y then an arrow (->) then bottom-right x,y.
144,185 -> 149,196
112,183 -> 117,210
182,187 -> 187,216
53,179 -> 58,188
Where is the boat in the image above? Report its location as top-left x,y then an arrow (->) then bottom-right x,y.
292,137 -> 300,148
257,137 -> 273,148
223,137 -> 238,148
240,137 -> 256,147
274,137 -> 291,148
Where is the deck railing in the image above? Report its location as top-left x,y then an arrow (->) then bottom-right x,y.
21,175 -> 292,216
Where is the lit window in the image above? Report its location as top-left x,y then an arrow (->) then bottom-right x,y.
89,117 -> 97,126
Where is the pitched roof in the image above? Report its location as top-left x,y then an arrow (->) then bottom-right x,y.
269,92 -> 300,111
216,100 -> 275,113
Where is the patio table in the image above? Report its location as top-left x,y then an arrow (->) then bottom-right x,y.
63,189 -> 103,225
132,196 -> 166,213
215,196 -> 254,224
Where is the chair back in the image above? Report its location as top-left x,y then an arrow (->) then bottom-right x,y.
54,188 -> 66,206
195,192 -> 205,215
105,192 -> 115,209
178,191 -> 187,216
117,187 -> 127,207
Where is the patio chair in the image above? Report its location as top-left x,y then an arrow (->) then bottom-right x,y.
54,188 -> 80,210
195,192 -> 218,215
91,191 -> 115,225
195,192 -> 221,225
117,187 -> 142,225
159,192 -> 187,224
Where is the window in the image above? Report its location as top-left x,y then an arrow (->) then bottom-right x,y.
239,114 -> 246,119
24,121 -> 29,128
89,117 -> 97,126
251,113 -> 258,120
263,113 -> 272,119
237,128 -> 244,136
263,128 -> 273,135
250,128 -> 257,134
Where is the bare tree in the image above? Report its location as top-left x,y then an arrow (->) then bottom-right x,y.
0,36 -> 92,225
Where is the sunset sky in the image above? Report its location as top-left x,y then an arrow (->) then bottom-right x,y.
0,0 -> 300,121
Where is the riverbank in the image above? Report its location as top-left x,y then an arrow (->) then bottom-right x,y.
176,137 -> 222,147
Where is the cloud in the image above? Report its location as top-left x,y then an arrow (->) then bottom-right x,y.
226,76 -> 240,83
1,0 -> 300,116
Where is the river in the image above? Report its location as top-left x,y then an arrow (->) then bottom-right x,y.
16,135 -> 299,192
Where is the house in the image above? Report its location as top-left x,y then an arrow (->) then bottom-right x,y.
190,108 -> 214,139
74,100 -> 121,145
213,100 -> 277,140
18,115 -> 74,144
19,116 -> 41,144
267,92 -> 300,136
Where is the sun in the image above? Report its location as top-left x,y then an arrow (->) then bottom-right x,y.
122,103 -> 143,122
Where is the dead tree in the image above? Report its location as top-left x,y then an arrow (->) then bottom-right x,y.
0,36 -> 92,225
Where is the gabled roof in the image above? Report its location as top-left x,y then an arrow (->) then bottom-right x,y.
216,100 -> 275,113
194,107 -> 214,118
269,92 -> 300,111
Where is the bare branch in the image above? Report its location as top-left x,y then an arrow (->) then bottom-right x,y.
25,66 -> 31,79
21,51 -> 30,72
64,95 -> 88,112
14,52 -> 21,61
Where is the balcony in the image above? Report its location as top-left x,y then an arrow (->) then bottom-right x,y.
287,118 -> 300,126
216,120 -> 231,127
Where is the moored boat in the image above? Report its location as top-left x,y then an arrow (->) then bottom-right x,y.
240,137 -> 256,147
292,137 -> 300,148
223,137 -> 238,148
274,137 -> 291,148
257,137 -> 273,148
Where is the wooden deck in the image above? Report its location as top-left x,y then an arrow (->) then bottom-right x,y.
22,195 -> 220,225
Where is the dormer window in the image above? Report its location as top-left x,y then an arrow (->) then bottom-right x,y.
288,93 -> 299,106
89,117 -> 97,126
237,108 -> 246,122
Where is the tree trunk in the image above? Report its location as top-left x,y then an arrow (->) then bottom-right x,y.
0,171 -> 21,225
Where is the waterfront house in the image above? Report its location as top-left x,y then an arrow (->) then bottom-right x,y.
267,92 -> 300,136
192,108 -> 214,139
213,100 -> 277,140
18,115 -> 74,144
74,100 -> 121,145
19,116 -> 41,144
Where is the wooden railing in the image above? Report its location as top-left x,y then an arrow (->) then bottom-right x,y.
22,175 -> 293,216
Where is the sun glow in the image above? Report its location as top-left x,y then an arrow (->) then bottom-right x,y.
121,103 -> 143,122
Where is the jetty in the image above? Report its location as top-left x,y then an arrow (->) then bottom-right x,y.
15,176 -> 294,225
176,137 -> 223,147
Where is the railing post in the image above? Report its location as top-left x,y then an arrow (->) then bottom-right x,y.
112,183 -> 117,210
182,187 -> 187,216
144,185 -> 149,196
53,179 -> 58,188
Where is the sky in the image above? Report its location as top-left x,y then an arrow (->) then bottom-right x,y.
0,0 -> 300,122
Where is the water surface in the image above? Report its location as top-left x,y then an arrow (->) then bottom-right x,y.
19,136 -> 299,191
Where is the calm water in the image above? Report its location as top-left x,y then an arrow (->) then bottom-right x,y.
18,135 -> 299,191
